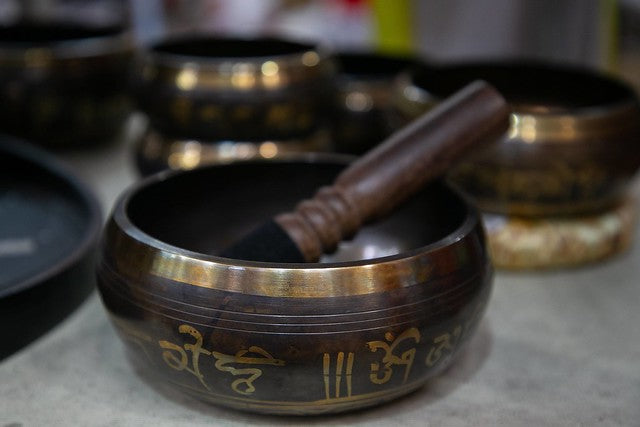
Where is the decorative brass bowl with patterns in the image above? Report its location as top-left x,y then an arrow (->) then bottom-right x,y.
330,51 -> 416,155
96,156 -> 493,415
134,126 -> 331,176
0,23 -> 132,146
134,35 -> 334,141
393,61 -> 640,216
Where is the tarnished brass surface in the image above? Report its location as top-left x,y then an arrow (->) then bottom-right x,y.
393,61 -> 640,216
135,127 -> 332,176
330,52 -> 416,155
96,158 -> 492,414
0,23 -> 133,146
135,35 -> 334,141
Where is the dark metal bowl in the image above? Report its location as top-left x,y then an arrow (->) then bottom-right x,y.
134,35 -> 334,141
96,156 -> 492,415
0,136 -> 102,359
393,61 -> 640,216
330,51 -> 416,155
0,23 -> 133,146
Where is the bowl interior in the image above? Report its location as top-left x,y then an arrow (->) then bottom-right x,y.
125,160 -> 468,263
151,36 -> 315,59
414,62 -> 635,111
0,140 -> 99,296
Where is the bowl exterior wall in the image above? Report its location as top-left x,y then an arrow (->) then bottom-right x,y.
96,219 -> 492,415
0,33 -> 133,146
135,40 -> 335,141
392,62 -> 640,216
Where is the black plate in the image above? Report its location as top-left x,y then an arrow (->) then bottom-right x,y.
0,136 -> 101,359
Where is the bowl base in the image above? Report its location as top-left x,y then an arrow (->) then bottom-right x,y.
484,196 -> 637,269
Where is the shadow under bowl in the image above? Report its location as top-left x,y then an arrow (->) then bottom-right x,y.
0,22 -> 133,147
393,60 -> 640,216
96,156 -> 493,415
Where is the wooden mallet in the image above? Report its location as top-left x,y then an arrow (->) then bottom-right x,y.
220,80 -> 510,263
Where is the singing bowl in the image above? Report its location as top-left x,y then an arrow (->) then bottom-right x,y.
135,35 -> 334,141
96,157 -> 493,415
330,52 -> 416,155
393,61 -> 640,216
134,127 -> 331,176
0,23 -> 132,146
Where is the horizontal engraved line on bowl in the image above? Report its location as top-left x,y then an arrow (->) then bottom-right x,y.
99,263 -> 484,326
104,279 -> 477,332
103,271 -> 480,333
108,293 -> 470,335
163,376 -> 425,410
98,260 -> 484,322
102,281 -> 479,335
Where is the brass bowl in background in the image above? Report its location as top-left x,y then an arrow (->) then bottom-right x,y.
135,35 -> 334,141
134,127 -> 331,176
0,23 -> 133,147
330,51 -> 416,155
393,61 -> 640,216
96,157 -> 493,415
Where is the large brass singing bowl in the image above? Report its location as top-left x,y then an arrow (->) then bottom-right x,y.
0,23 -> 132,146
96,158 -> 492,415
394,61 -> 640,216
135,35 -> 333,141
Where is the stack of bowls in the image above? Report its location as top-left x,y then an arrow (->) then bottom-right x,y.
133,35 -> 335,175
0,22 -> 133,147
393,61 -> 640,268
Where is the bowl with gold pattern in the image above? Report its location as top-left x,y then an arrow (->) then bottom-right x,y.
393,61 -> 640,216
0,22 -> 132,146
330,51 -> 416,155
134,126 -> 331,176
96,156 -> 493,415
134,35 -> 334,141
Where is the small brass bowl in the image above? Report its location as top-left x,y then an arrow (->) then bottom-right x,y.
330,51 -> 416,155
0,23 -> 132,146
135,35 -> 334,141
134,127 -> 331,176
96,157 -> 492,415
394,61 -> 640,216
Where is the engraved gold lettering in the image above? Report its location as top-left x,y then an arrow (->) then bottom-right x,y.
158,324 -> 211,390
212,346 -> 285,395
425,325 -> 462,367
322,352 -> 355,399
367,328 -> 421,385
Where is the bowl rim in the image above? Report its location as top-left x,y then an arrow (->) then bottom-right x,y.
393,60 -> 640,143
0,23 -> 132,61
103,155 -> 486,298
143,33 -> 330,68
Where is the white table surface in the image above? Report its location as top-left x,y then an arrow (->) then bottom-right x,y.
1,116 -> 639,426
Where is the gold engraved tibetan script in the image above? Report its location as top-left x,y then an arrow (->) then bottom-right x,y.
158,324 -> 285,395
323,352 -> 355,399
367,327 -> 421,385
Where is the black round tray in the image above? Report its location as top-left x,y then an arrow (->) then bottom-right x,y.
0,136 -> 102,359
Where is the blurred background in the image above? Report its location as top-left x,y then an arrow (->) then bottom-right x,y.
0,0 -> 637,76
